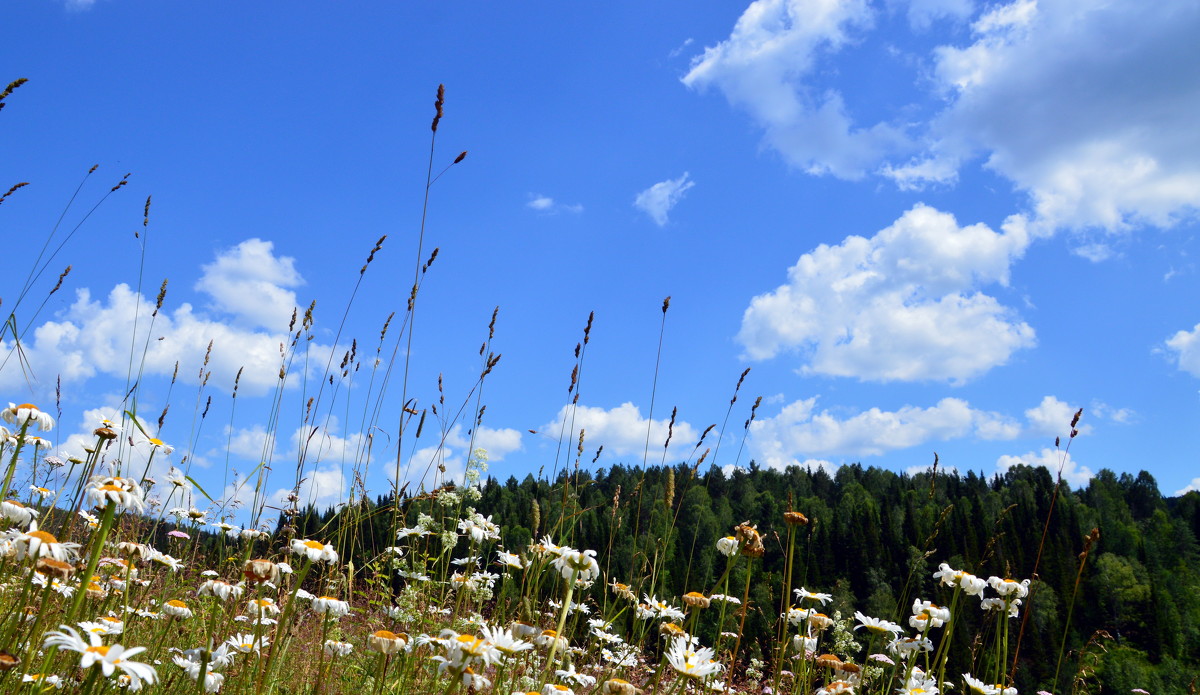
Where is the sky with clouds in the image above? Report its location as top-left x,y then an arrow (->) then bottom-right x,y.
4,0 -> 1200,520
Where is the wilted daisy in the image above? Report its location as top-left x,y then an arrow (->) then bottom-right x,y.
3,403 -> 55,431
241,558 -> 279,583
42,625 -> 157,690
291,538 -> 338,563
715,536 -> 738,557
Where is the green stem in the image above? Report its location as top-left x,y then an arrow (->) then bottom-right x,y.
65,499 -> 117,625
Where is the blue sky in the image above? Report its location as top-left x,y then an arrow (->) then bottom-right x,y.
3,0 -> 1199,522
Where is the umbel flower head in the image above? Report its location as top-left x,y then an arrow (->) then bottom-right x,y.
3,403 -> 55,431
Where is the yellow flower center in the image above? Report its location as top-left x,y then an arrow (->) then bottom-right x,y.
167,600 -> 187,608
28,530 -> 58,543
85,645 -> 110,656
373,630 -> 398,639
303,540 -> 323,549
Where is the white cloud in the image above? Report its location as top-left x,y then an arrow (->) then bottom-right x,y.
898,0 -> 974,30
195,239 -> 303,332
1175,478 -> 1200,496
634,173 -> 695,226
749,395 -> 1019,467
918,0 -> 1200,231
691,0 -> 1200,231
730,458 -> 838,476
1164,322 -> 1200,377
738,204 -> 1034,383
541,402 -> 699,459
384,423 -> 522,494
0,241 -> 337,397
997,447 -> 1094,487
683,0 -> 908,178
1024,395 -> 1090,438
526,194 -> 582,214
271,465 -> 350,511
905,462 -> 959,476
1090,401 -> 1135,424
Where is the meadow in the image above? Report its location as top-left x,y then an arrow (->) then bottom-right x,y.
2,79 -> 1197,694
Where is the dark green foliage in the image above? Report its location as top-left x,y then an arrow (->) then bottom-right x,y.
291,463 -> 1200,690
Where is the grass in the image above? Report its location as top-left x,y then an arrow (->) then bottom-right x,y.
0,79 -> 1111,695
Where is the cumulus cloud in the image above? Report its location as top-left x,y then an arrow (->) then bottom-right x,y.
908,0 -> 1200,230
997,447 -> 1094,487
195,239 -> 303,332
738,204 -> 1034,383
1164,322 -> 1200,377
749,395 -> 1019,468
43,405 -> 196,506
541,402 -> 699,459
898,0 -> 974,30
0,240 -> 335,397
386,423 -> 523,493
1176,478 -> 1200,496
1024,395 -> 1090,438
691,0 -> 1200,231
634,173 -> 695,226
683,0 -> 908,178
526,194 -> 582,214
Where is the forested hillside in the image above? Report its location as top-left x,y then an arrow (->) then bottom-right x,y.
291,462 -> 1200,692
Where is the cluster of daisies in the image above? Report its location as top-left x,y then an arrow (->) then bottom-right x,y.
0,402 -> 1078,695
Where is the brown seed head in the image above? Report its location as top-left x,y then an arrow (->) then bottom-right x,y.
784,510 -> 809,526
